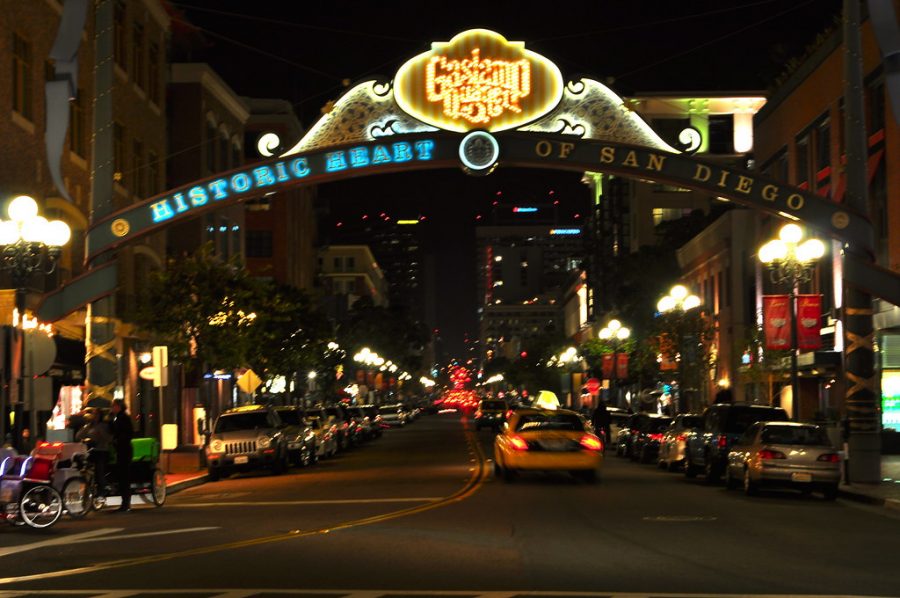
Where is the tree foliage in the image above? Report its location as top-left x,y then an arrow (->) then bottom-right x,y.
336,296 -> 429,373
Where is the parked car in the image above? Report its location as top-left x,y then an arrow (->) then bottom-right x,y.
607,408 -> 631,449
360,405 -> 384,437
616,413 -> 652,458
684,404 -> 789,482
658,414 -> 704,471
725,421 -> 841,499
475,399 -> 507,431
205,405 -> 289,481
631,415 -> 672,463
307,406 -> 350,450
308,417 -> 338,459
399,404 -> 415,424
274,407 -> 318,467
379,404 -> 408,427
347,406 -> 376,440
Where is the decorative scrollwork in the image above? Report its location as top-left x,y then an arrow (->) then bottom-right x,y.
677,127 -> 703,154
256,132 -> 282,157
519,77 -> 677,152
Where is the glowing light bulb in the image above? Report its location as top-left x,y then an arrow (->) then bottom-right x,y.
7,195 -> 38,222
779,223 -> 803,244
607,319 -> 622,331
598,328 -> 612,340
0,220 -> 20,245
21,216 -> 48,243
683,295 -> 702,311
45,220 -> 71,247
657,296 -> 676,313
670,285 -> 688,300
616,327 -> 631,340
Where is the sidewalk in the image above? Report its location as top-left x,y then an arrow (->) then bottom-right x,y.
162,449 -> 208,495
839,454 -> 900,510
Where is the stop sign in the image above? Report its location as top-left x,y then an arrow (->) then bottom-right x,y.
585,378 -> 601,394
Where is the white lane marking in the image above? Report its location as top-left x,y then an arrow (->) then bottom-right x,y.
171,497 -> 442,508
0,528 -> 122,558
67,526 -> 220,544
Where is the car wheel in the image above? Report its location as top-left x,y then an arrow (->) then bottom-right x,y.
300,448 -> 311,468
725,466 -> 738,490
684,454 -> 699,479
743,467 -> 758,496
272,454 -> 286,475
208,468 -> 220,482
823,485 -> 839,501
705,453 -> 721,483
502,466 -> 516,482
493,461 -> 502,478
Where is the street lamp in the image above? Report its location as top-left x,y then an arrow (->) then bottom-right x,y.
598,319 -> 631,408
759,223 -> 825,420
0,195 -> 71,444
656,285 -> 702,413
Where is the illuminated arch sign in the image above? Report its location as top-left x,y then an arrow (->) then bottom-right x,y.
394,29 -> 564,132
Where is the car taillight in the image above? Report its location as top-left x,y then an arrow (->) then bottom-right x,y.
649,433 -> 663,441
676,434 -> 687,442
579,434 -> 603,451
817,453 -> 841,463
508,435 -> 529,451
475,411 -> 482,418
506,410 -> 513,419
758,449 -> 786,460
717,434 -> 728,449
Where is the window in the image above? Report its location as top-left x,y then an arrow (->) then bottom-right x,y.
708,115 -> 734,154
132,22 -> 144,88
205,122 -> 217,173
147,150 -> 159,196
794,133 -> 810,186
147,41 -> 159,103
345,256 -> 355,270
333,256 -> 343,272
113,1 -> 126,69
245,230 -> 273,258
68,89 -> 86,156
232,143 -> 242,168
132,139 -> 144,197
815,117 -> 830,172
12,33 -> 33,120
113,122 -> 125,178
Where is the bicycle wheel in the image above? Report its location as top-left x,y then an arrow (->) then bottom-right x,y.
19,485 -> 63,529
62,476 -> 93,519
150,468 -> 166,506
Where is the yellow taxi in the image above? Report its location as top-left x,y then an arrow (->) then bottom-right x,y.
493,398 -> 603,483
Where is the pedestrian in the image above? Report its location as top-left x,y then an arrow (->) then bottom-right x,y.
76,408 -> 112,497
591,402 -> 611,448
109,399 -> 134,512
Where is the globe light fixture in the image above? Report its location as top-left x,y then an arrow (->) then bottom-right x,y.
657,285 -> 701,314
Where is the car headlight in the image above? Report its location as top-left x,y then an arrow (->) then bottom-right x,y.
257,435 -> 272,449
210,439 -> 225,453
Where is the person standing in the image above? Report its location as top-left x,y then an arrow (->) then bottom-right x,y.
76,408 -> 111,496
591,402 -> 611,449
109,399 -> 134,512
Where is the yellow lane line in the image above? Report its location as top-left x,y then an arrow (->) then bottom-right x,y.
0,427 -> 486,586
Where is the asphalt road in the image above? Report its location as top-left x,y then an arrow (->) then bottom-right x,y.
2,413 -> 900,597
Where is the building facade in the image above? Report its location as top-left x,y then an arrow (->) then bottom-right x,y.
318,245 -> 389,316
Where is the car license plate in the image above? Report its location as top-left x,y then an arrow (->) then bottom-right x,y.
792,472 -> 812,482
542,440 -> 570,451
233,455 -> 249,465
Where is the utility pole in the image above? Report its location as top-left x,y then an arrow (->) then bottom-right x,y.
86,0 -> 119,406
842,0 -> 881,483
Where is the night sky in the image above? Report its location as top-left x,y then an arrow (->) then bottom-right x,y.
171,0 -> 842,358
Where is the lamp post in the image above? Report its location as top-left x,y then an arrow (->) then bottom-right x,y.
598,319 -> 631,407
555,346 -> 581,407
758,223 -> 825,421
0,195 -> 71,445
657,285 -> 702,413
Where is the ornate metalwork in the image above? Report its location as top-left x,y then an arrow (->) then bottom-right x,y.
518,78 -> 677,151
0,241 -> 61,288
281,80 -> 437,157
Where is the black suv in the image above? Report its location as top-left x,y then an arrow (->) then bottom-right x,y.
631,415 -> 672,463
684,403 -> 789,481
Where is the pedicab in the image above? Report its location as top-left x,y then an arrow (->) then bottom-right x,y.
0,449 -> 64,529
61,437 -> 167,517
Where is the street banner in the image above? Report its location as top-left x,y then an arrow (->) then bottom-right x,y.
796,294 -> 823,350
615,353 -> 629,379
601,354 -> 614,379
763,295 -> 792,350
658,334 -> 677,371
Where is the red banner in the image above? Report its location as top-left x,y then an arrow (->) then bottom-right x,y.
658,334 -> 677,371
601,354 -> 614,378
763,295 -> 792,350
796,294 -> 823,350
615,353 -> 629,379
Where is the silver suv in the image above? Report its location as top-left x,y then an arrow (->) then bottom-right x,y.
206,405 -> 288,480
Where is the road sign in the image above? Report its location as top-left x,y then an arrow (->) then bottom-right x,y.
585,378 -> 601,394
152,345 -> 168,387
237,369 -> 262,395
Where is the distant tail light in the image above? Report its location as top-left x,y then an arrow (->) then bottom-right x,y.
758,449 -> 787,460
506,410 -> 513,419
579,434 -> 603,451
817,453 -> 841,463
508,435 -> 529,451
474,411 -> 483,418
649,433 -> 663,441
717,435 -> 728,449
676,434 -> 687,442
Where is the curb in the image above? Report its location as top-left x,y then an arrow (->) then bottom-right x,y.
166,474 -> 209,495
839,486 -> 900,511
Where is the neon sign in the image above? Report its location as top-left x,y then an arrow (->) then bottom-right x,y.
513,206 -> 538,213
394,29 -> 563,133
550,228 -> 581,235
148,139 -> 435,223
